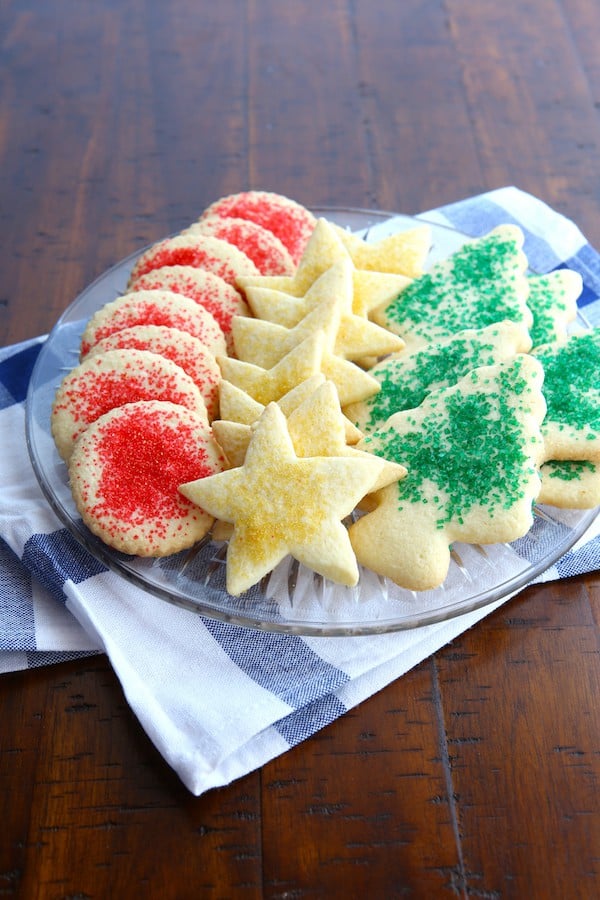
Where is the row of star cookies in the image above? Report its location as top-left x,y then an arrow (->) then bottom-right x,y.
177,209 -> 437,593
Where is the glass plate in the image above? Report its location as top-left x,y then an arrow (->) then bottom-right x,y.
26,208 -> 599,635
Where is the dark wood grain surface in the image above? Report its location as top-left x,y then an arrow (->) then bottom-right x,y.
1,1 -> 599,897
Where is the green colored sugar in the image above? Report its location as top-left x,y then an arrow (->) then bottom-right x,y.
527,273 -> 569,347
545,459 -> 596,482
535,329 -> 600,435
383,232 -> 526,341
362,358 -> 537,528
362,333 -> 501,431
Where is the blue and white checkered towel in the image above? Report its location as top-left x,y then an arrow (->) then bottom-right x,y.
1,187 -> 599,795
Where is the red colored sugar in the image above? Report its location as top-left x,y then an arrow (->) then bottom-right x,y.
80,299 -> 223,357
204,192 -> 316,264
54,366 -> 198,431
131,237 -> 255,286
198,218 -> 293,275
129,271 -> 241,335
92,409 -> 213,532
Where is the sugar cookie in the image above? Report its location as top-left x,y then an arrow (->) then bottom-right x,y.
185,216 -> 295,275
127,265 -> 249,353
80,290 -> 226,359
217,333 -> 327,406
345,320 -> 532,434
527,269 -> 581,348
372,226 -> 531,350
180,402 -> 387,595
69,400 -> 225,556
86,325 -> 221,420
330,221 -> 431,277
127,233 -> 260,287
237,218 -> 410,316
214,380 -> 403,489
52,348 -> 208,461
232,265 -> 403,367
349,355 -> 546,591
532,328 -> 600,461
538,459 -> 600,509
199,190 -> 317,264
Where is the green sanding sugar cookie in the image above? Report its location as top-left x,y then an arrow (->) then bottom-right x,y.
344,320 -> 532,434
532,327 -> 600,461
372,225 -> 531,351
527,269 -> 581,349
538,459 -> 600,509
349,355 -> 546,591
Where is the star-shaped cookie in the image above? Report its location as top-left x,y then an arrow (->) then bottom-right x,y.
217,333 -> 325,405
180,402 -> 387,594
232,267 -> 403,366
238,221 -> 410,319
214,380 -> 403,491
330,221 -> 431,277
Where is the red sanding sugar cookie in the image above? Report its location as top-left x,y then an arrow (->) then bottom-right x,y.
86,325 -> 222,420
79,290 -> 226,359
200,191 -> 316,265
127,233 -> 260,287
186,216 -> 295,275
127,266 -> 249,354
68,400 -> 225,557
52,347 -> 209,461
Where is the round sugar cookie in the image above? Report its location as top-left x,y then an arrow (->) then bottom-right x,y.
52,348 -> 208,461
185,216 -> 295,275
68,400 -> 225,557
200,191 -> 317,265
127,266 -> 249,354
127,233 -> 260,287
80,289 -> 226,358
86,325 -> 221,420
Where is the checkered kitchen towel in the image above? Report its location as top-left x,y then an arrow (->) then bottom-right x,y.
1,187 -> 599,795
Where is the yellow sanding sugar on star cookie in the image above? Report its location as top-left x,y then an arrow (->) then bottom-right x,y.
232,265 -> 403,368
237,218 -> 350,297
238,219 -> 410,319
219,330 -> 380,408
330,220 -> 431,277
215,381 -> 397,488
179,402 -> 387,595
217,375 -> 361,446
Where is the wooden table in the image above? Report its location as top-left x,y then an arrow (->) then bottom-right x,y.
1,2 -> 599,896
